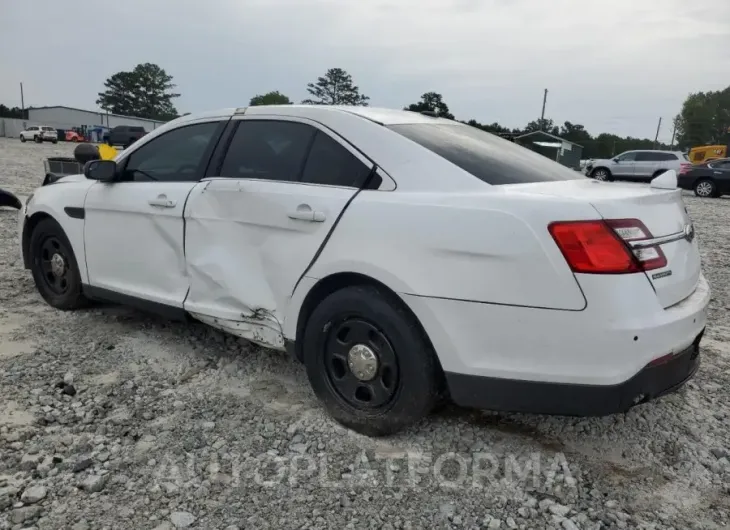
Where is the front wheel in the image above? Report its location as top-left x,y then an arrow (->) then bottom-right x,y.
695,179 -> 717,198
20,135 -> 26,143
29,218 -> 87,310
302,285 -> 441,436
591,168 -> 611,181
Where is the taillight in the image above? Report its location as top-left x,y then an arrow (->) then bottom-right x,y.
679,163 -> 692,175
549,219 -> 667,274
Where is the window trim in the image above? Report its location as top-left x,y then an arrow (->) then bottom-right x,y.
115,119 -> 227,183
207,115 -> 396,191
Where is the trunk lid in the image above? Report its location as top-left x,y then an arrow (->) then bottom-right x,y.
506,178 -> 700,308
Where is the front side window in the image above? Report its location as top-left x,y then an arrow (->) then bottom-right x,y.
123,122 -> 220,182
219,120 -> 315,182
616,152 -> 637,162
301,131 -> 372,187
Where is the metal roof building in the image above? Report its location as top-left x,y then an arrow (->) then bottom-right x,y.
515,131 -> 583,170
27,106 -> 166,133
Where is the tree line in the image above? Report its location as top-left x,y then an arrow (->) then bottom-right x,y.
3,63 -> 727,160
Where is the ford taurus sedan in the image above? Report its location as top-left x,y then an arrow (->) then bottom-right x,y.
18,105 -> 710,436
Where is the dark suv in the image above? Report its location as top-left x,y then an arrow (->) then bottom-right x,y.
103,126 -> 147,148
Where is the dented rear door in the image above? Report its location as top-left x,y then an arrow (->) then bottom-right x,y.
182,116 -> 373,345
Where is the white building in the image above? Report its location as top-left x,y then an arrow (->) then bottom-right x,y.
27,106 -> 166,133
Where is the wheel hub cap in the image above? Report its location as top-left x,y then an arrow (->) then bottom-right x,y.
698,183 -> 712,196
347,344 -> 379,381
50,253 -> 66,277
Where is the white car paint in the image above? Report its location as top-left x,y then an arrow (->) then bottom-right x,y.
19,105 -> 709,405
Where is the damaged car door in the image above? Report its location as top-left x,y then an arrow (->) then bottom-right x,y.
183,116 -> 373,348
84,120 -> 225,308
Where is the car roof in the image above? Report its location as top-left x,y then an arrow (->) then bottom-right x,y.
241,105 -> 453,125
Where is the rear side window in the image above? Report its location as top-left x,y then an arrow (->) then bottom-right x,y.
301,131 -> 371,187
635,152 -> 663,162
387,123 -> 583,185
219,121 -> 315,181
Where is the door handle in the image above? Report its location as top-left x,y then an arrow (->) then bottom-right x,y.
288,204 -> 325,222
148,194 -> 176,208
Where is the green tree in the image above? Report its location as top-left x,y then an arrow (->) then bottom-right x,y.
559,121 -> 592,146
676,87 -> 730,149
96,63 -> 180,121
302,68 -> 369,106
405,92 -> 454,120
0,104 -> 27,119
249,91 -> 292,106
523,118 -> 559,136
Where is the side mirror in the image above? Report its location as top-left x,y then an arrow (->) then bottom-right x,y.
613,158 -> 620,163
84,160 -> 117,182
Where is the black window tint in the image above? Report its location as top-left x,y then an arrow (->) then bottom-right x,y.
220,121 -> 315,181
664,153 -> 678,161
130,127 -> 145,132
387,123 -> 583,185
124,122 -> 219,182
635,152 -> 660,162
301,131 -> 371,187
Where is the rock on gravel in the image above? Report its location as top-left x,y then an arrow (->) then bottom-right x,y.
170,511 -> 196,528
20,485 -> 47,504
1,136 -> 730,528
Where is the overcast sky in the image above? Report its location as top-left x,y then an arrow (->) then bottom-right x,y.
2,0 -> 729,142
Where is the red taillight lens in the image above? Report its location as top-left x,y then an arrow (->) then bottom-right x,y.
549,219 -> 667,274
679,163 -> 692,175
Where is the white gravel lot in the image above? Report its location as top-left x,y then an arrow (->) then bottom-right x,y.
1,136 -> 729,530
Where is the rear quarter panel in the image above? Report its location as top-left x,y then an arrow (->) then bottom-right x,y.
303,188 -> 599,311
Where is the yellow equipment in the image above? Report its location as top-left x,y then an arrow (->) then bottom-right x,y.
97,143 -> 118,161
688,144 -> 728,164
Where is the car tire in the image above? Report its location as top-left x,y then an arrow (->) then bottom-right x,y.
29,218 -> 88,310
34,135 -> 42,143
20,135 -> 26,143
302,285 -> 441,436
52,140 -> 58,144
694,179 -> 717,198
591,168 -> 611,181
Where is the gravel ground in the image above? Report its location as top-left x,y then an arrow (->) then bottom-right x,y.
1,136 -> 729,530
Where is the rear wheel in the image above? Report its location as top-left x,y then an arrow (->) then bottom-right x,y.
34,135 -> 42,143
694,179 -> 716,198
302,285 -> 441,436
592,168 -> 611,181
29,218 -> 87,310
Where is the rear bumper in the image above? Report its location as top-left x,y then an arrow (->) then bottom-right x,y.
445,329 -> 703,416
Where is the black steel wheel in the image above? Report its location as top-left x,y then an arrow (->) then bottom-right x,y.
323,317 -> 400,410
303,285 -> 441,436
29,218 -> 87,310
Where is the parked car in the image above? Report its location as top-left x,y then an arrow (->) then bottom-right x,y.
20,126 -> 58,144
678,157 -> 730,197
103,125 -> 146,148
585,150 -> 691,182
18,106 -> 709,436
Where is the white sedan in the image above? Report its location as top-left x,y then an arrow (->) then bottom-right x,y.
18,105 -> 710,436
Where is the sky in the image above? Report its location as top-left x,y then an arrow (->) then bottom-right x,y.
2,0 -> 729,143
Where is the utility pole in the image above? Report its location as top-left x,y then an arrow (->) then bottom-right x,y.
20,82 -> 25,113
653,117 -> 662,149
540,89 -> 548,129
669,117 -> 678,149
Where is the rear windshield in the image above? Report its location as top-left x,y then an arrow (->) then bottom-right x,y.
388,123 -> 584,185
130,127 -> 145,132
